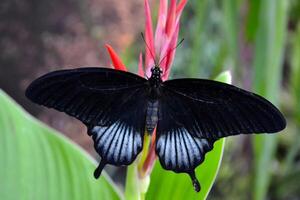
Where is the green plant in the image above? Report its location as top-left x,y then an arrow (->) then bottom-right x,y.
0,90 -> 122,200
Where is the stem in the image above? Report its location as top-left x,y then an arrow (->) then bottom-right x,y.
125,134 -> 152,200
125,164 -> 140,200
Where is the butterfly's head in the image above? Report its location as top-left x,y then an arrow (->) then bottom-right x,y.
151,66 -> 163,79
149,66 -> 163,88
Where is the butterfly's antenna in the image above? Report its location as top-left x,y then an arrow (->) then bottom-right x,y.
158,38 -> 184,67
141,32 -> 158,66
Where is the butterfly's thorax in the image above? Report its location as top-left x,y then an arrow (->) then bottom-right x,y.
145,66 -> 162,134
147,66 -> 162,97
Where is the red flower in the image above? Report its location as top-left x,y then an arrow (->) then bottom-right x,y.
144,0 -> 187,80
106,0 -> 187,80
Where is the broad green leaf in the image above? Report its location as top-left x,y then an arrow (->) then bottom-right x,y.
146,71 -> 231,200
0,90 -> 122,200
252,1 -> 289,200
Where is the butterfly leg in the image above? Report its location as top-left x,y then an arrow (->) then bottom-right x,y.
94,159 -> 106,179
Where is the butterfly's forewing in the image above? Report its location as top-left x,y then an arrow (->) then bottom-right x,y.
26,67 -> 148,177
156,78 -> 286,191
160,78 -> 286,139
26,68 -> 147,126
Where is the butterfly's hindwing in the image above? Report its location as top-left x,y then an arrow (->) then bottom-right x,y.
156,92 -> 216,192
88,86 -> 148,166
156,90 -> 216,172
90,122 -> 142,165
156,126 -> 215,172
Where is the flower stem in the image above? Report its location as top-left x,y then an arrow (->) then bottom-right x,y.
125,133 -> 152,200
125,164 -> 140,200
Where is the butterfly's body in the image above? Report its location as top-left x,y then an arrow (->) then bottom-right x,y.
145,66 -> 162,134
25,66 -> 286,192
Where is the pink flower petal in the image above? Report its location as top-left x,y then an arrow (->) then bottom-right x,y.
138,52 -> 145,77
158,42 -> 169,71
176,0 -> 187,16
162,24 -> 179,80
154,0 -> 168,54
143,0 -> 187,79
144,0 -> 156,71
165,0 -> 176,37
157,35 -> 172,69
105,44 -> 127,71
175,0 -> 187,25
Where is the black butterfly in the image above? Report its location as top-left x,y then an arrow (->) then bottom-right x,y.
25,66 -> 286,192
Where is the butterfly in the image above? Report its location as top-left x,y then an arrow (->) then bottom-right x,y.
25,66 -> 286,192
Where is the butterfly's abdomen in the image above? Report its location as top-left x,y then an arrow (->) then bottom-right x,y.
145,100 -> 159,134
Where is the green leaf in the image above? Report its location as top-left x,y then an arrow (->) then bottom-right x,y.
222,0 -> 241,75
291,22 -> 300,124
251,1 -> 289,200
214,70 -> 232,84
245,0 -> 261,42
187,0 -> 208,76
0,90 -> 122,200
145,71 -> 231,200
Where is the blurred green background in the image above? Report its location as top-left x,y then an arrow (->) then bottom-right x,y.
1,0 -> 300,199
